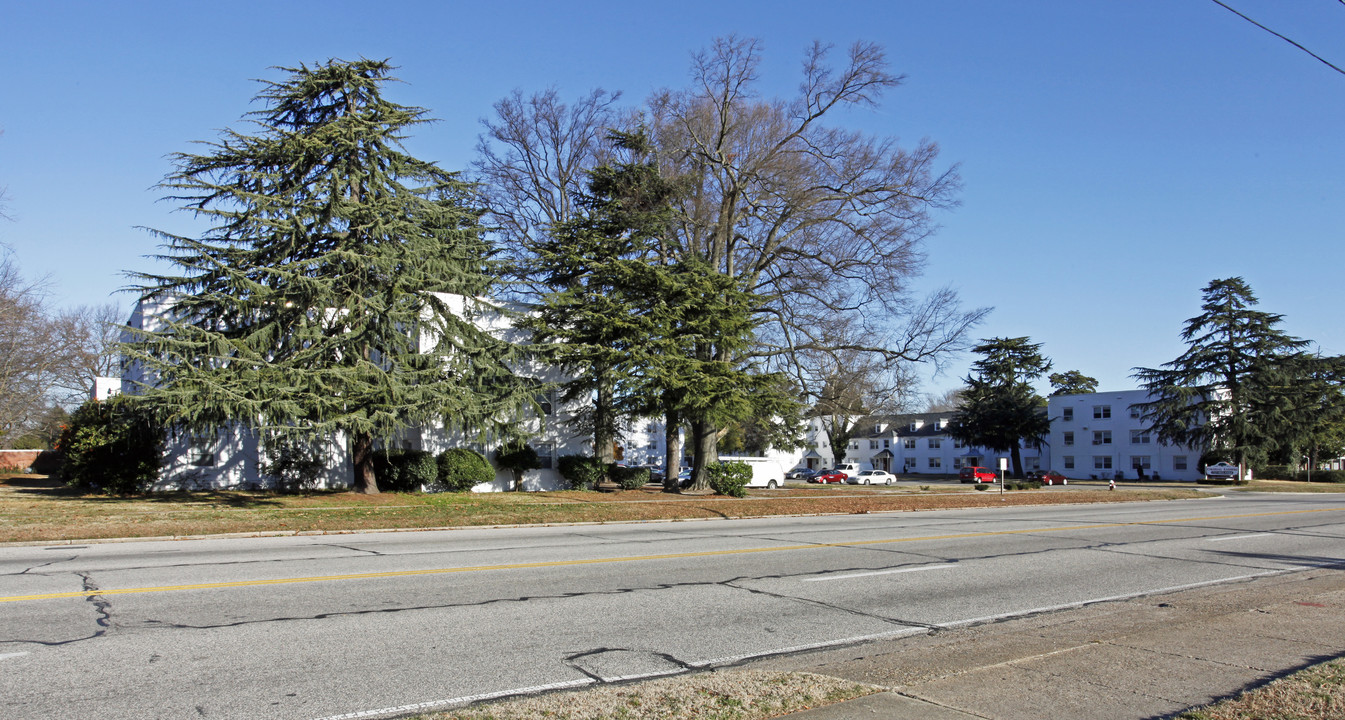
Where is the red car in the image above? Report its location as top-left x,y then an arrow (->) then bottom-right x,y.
1030,470 -> 1069,485
959,466 -> 997,483
810,470 -> 847,484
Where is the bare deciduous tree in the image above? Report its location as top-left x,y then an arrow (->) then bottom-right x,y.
473,88 -> 623,285
647,37 -> 987,463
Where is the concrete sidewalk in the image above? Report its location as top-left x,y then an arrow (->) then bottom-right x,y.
749,569 -> 1345,719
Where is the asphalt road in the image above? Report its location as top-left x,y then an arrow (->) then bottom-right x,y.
2,492 -> 1343,719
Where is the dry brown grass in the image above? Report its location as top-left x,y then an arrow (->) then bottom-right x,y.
1229,479 -> 1345,494
0,473 -> 1204,545
1175,658 -> 1345,720
421,670 -> 879,720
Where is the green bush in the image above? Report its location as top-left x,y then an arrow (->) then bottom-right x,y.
435,448 -> 494,492
611,465 -> 650,490
261,436 -> 327,491
706,461 -> 751,498
371,449 -> 435,492
495,441 -> 541,491
974,483 -> 989,491
1259,465 -> 1295,480
56,396 -> 163,494
1295,469 -> 1345,484
558,454 -> 604,491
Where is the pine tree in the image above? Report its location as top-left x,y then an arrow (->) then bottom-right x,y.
126,59 -> 529,493
948,337 -> 1051,478
1133,277 -> 1309,475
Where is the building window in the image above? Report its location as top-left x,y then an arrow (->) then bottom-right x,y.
1094,405 -> 1111,419
536,390 -> 554,416
1063,431 -> 1074,447
1129,430 -> 1151,444
533,442 -> 555,470
1094,456 -> 1113,470
883,439 -> 890,449
904,438 -> 916,449
189,435 -> 216,467
928,438 -> 941,449
1131,456 -> 1151,470
1173,456 -> 1188,471
1062,407 -> 1073,421
937,418 -> 948,429
1129,405 -> 1141,419
1063,456 -> 1075,469
1093,430 -> 1112,445
869,440 -> 879,450
953,438 -> 964,448
928,457 -> 941,469
850,441 -> 859,449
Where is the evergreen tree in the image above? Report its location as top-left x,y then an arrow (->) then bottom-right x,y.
948,337 -> 1051,478
1257,352 -> 1345,475
1048,370 -> 1099,396
1133,278 -> 1308,476
126,59 -> 528,493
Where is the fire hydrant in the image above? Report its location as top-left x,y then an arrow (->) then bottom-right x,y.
1108,478 -> 1116,491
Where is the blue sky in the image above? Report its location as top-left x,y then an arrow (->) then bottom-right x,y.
2,1 -> 1342,398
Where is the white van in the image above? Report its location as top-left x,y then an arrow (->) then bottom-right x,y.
834,462 -> 866,478
718,456 -> 786,489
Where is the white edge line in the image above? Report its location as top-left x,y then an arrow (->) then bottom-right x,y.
940,570 -> 1289,629
0,651 -> 30,661
1206,533 -> 1274,542
802,564 -> 956,582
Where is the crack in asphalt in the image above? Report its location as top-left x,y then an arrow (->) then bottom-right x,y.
3,556 -> 76,577
4,572 -> 113,647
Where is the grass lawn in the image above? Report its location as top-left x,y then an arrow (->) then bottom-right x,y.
0,473 -> 1211,544
1175,658 -> 1344,720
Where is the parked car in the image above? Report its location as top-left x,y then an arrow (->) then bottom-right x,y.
834,462 -> 864,478
849,469 -> 896,485
1028,470 -> 1068,485
958,466 -> 998,483
786,467 -> 816,480
1203,462 -> 1240,480
810,470 -> 847,484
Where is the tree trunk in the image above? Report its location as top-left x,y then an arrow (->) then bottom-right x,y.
1009,446 -> 1023,479
594,374 -> 615,468
351,431 -> 379,494
663,409 -> 681,492
688,417 -> 718,492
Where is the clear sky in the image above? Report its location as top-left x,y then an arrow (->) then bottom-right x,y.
2,1 -> 1341,399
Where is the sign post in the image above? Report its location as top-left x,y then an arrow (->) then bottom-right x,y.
998,457 -> 1008,497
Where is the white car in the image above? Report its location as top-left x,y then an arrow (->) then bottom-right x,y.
849,469 -> 896,485
1203,462 -> 1240,480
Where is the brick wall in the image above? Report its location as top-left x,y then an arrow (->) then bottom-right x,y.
0,450 -> 42,471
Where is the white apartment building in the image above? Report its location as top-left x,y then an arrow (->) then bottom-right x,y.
1046,389 -> 1203,481
120,294 -> 589,492
800,412 -> 1049,475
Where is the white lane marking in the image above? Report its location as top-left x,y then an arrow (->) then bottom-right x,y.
1207,533 -> 1273,542
693,626 -> 930,667
942,570 -> 1286,630
802,564 -> 956,582
310,678 -> 594,720
0,652 -> 30,661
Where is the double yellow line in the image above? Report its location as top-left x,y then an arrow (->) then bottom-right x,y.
3,507 -> 1338,604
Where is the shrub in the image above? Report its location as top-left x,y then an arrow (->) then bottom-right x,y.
611,465 -> 650,490
435,448 -> 494,492
261,436 -> 327,491
56,396 -> 163,494
558,454 -> 604,491
372,449 -> 435,492
706,461 -> 751,498
974,483 -> 988,491
495,441 -> 541,491
1297,469 -> 1345,484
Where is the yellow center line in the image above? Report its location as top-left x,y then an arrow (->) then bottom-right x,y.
3,507 -> 1339,604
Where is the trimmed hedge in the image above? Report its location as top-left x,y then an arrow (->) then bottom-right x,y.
558,455 -> 604,491
436,448 -> 494,492
611,465 -> 650,490
706,460 -> 751,498
372,449 -> 437,492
